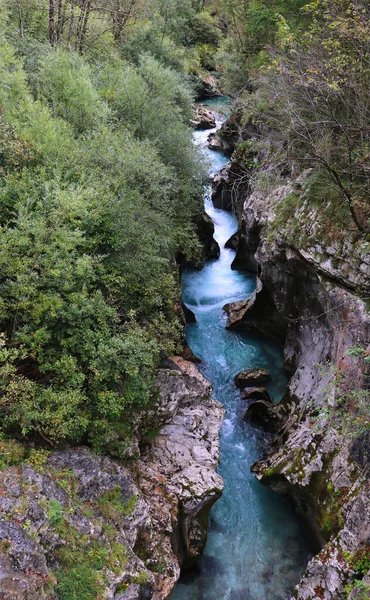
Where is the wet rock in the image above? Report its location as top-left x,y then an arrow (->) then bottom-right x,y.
159,349 -> 182,370
223,278 -> 262,330
241,387 -> 272,402
186,212 -> 220,269
224,231 -> 239,250
208,239 -> 221,260
180,345 -> 201,363
223,277 -> 286,342
182,302 -> 196,324
211,164 -> 235,211
231,221 -> 261,272
244,400 -> 285,433
234,367 -> 270,388
192,106 -> 216,130
208,132 -> 233,156
210,113 -> 246,156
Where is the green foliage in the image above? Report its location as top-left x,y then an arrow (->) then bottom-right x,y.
214,0 -> 308,91
314,355 -> 370,439
55,533 -> 109,600
344,579 -> 370,600
184,11 -> 221,48
96,486 -> 137,520
51,517 -> 129,600
47,499 -> 64,527
0,19 -> 206,454
131,570 -> 150,585
25,448 -> 50,469
37,48 -> 109,134
0,433 -> 25,468
343,547 -> 370,598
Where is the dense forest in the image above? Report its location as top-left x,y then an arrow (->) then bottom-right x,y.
1,0 -> 369,453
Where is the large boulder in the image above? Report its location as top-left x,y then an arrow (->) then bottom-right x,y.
208,132 -> 234,156
192,106 -> 216,130
208,113 -> 243,156
223,277 -> 286,343
234,367 -> 271,389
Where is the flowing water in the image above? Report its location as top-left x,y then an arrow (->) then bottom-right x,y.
170,102 -> 312,600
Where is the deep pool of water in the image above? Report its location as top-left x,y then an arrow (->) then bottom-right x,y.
170,106 -> 312,600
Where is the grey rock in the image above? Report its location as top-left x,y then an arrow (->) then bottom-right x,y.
139,359 -> 224,580
0,521 -> 48,575
234,367 -> 271,388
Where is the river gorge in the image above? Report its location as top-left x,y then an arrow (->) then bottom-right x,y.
171,102 -> 313,600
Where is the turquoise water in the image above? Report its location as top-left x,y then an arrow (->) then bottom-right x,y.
200,96 -> 233,117
170,115 -> 311,600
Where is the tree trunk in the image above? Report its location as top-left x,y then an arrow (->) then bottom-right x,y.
49,0 -> 56,46
17,0 -> 24,39
78,0 -> 92,53
68,0 -> 77,43
56,0 -> 65,43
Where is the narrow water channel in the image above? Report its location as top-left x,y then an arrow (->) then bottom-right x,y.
170,102 -> 312,600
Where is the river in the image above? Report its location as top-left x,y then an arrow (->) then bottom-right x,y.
170,101 -> 312,600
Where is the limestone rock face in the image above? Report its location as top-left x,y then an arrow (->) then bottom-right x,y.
139,360 -> 225,585
0,361 -> 224,600
232,170 -> 370,599
0,449 -> 154,600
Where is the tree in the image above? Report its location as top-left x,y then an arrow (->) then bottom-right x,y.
243,0 -> 370,232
